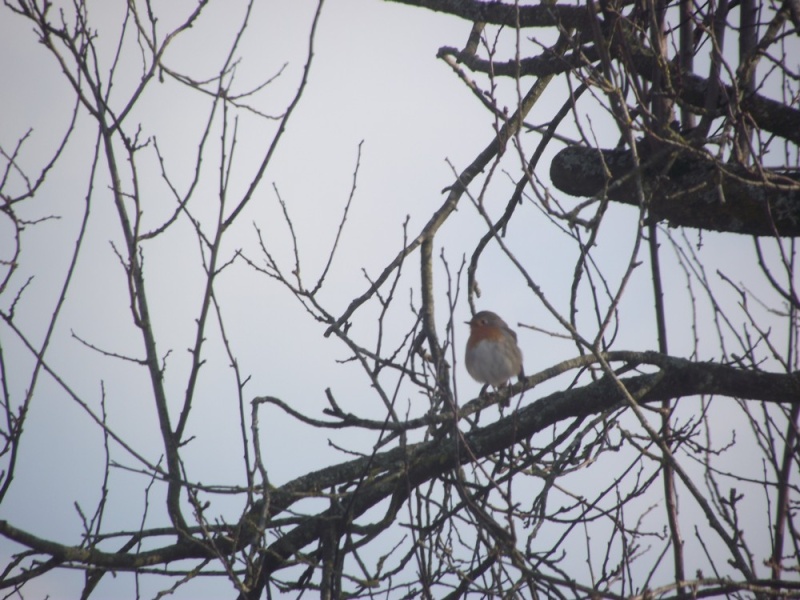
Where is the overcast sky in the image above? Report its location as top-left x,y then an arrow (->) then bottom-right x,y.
1,1 -> 797,598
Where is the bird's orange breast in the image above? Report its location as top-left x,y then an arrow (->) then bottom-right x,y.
468,323 -> 506,345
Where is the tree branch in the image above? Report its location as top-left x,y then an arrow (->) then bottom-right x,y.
550,146 -> 800,236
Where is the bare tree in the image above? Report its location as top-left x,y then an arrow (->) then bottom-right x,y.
1,0 -> 798,599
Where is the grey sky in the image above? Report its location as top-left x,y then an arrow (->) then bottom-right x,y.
1,1 -> 797,598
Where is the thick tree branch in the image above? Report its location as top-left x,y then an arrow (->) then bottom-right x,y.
386,0 -> 593,29
551,146 -> 800,236
248,351 -> 799,589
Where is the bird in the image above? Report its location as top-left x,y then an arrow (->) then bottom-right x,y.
465,310 -> 524,393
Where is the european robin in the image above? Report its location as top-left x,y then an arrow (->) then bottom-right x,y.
465,310 -> 524,390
